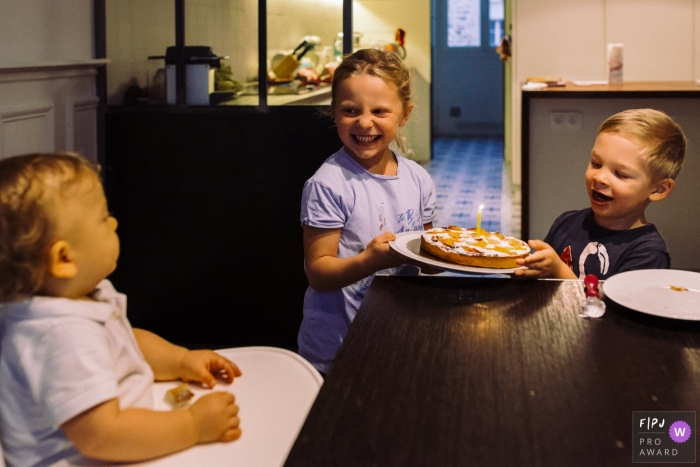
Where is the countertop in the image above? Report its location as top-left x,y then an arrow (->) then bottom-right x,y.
522,80 -> 700,95
220,84 -> 331,106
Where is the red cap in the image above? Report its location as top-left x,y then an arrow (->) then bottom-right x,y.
584,274 -> 600,298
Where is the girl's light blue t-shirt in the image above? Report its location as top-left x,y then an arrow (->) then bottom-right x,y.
299,148 -> 436,373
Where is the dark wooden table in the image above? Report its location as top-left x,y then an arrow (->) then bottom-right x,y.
284,276 -> 700,466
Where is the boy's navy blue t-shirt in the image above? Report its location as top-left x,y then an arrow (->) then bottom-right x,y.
543,208 -> 670,280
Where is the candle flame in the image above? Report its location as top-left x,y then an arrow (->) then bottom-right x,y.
479,204 -> 484,211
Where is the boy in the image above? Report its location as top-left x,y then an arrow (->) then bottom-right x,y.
0,152 -> 242,466
515,108 -> 686,280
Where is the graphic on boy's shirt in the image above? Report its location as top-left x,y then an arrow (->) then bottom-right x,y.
560,246 -> 573,269
578,242 -> 610,279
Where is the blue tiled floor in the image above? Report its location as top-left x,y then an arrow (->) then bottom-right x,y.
424,137 -> 504,232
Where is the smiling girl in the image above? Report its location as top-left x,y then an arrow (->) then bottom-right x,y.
298,48 -> 436,374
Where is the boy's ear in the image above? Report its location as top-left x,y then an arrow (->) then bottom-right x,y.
47,240 -> 78,279
649,178 -> 675,202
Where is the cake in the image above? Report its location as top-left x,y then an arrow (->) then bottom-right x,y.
420,225 -> 530,269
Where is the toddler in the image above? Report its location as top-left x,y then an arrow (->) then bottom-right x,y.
515,108 -> 686,279
0,152 -> 241,466
299,48 -> 436,374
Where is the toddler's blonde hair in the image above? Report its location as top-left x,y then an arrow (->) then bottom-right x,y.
0,152 -> 100,302
598,109 -> 686,181
331,48 -> 413,154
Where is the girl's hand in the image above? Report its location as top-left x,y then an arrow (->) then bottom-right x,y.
364,231 -> 406,270
188,392 -> 241,443
178,350 -> 242,388
514,240 -> 576,279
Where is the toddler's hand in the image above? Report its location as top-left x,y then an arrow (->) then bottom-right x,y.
179,350 -> 242,389
189,392 -> 241,443
514,239 -> 570,279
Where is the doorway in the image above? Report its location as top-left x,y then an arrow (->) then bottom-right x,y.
432,0 -> 505,137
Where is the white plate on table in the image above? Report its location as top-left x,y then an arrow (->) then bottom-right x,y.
389,231 -> 523,275
603,269 -> 700,320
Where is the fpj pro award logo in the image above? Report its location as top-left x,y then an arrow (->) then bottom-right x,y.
633,411 -> 696,463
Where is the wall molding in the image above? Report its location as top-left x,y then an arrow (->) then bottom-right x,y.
66,97 -> 100,156
0,59 -> 109,73
0,103 -> 55,158
0,61 -> 104,161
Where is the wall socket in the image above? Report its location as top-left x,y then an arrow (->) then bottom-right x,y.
550,111 -> 582,130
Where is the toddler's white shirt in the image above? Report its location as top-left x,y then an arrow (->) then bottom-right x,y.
0,280 -> 154,467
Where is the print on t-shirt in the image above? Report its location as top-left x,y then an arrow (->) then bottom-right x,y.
576,241 -> 610,279
560,246 -> 573,269
397,208 -> 422,233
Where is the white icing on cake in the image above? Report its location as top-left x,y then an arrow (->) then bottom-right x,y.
422,227 -> 530,257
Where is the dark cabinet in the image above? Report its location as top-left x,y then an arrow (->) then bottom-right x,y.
105,106 -> 341,349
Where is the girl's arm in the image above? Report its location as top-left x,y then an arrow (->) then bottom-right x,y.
304,225 -> 405,291
61,394 -> 240,462
133,329 -> 241,387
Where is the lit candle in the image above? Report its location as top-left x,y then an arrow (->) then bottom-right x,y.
476,204 -> 484,236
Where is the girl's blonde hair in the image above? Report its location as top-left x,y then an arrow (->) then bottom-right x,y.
331,48 -> 413,154
598,109 -> 686,181
0,152 -> 99,302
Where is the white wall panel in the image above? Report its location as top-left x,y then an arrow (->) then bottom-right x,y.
516,0 -> 606,81
0,104 -> 54,159
512,0 -> 700,186
0,67 -> 101,162
605,0 -> 694,81
69,97 -> 100,161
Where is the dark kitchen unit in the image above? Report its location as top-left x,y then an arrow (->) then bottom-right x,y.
105,106 -> 341,350
100,0 -> 350,350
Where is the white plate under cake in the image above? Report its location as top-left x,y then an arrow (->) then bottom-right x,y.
420,225 -> 530,269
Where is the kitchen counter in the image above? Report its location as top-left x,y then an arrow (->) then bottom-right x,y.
521,80 -> 700,95
220,84 -> 331,106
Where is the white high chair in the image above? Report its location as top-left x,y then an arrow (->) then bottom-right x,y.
124,346 -> 322,467
33,346 -> 320,467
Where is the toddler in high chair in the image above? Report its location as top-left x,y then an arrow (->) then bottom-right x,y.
0,152 -> 241,466
299,48 -> 436,375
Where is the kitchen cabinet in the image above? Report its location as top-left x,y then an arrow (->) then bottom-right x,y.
99,0 -> 352,349
105,105 -> 342,349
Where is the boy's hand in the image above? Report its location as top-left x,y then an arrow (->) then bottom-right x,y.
514,240 -> 576,279
188,392 -> 241,443
179,350 -> 242,388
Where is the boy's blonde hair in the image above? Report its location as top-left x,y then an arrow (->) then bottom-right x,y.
331,48 -> 413,154
598,108 -> 686,181
0,152 -> 100,302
